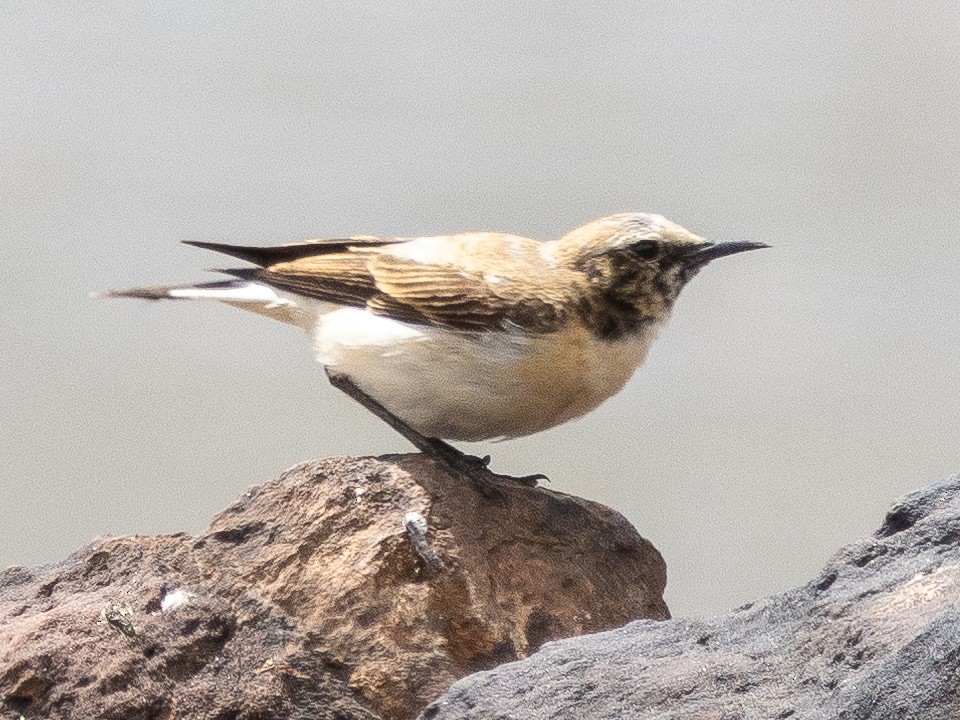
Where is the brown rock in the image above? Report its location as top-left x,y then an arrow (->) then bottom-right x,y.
0,455 -> 667,720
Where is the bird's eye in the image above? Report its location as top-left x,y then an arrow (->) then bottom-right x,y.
631,240 -> 660,260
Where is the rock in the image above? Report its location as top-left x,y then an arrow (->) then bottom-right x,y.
422,474 -> 960,720
0,455 -> 667,720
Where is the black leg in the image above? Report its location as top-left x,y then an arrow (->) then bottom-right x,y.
325,369 -> 545,494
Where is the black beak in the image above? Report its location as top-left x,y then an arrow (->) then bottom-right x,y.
685,241 -> 770,267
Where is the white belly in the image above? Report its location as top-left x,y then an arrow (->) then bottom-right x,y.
309,306 -> 661,441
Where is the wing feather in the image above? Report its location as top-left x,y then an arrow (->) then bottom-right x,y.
200,233 -> 577,333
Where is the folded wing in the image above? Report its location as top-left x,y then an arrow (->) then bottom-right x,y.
194,234 -> 575,334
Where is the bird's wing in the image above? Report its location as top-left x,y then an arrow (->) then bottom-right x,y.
366,244 -> 571,332
199,233 -> 574,333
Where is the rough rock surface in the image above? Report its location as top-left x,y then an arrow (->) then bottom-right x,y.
0,455 -> 667,720
423,474 -> 960,720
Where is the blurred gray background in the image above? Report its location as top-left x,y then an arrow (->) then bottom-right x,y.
3,2 -> 959,618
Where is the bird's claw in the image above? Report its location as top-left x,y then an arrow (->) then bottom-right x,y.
462,454 -> 546,489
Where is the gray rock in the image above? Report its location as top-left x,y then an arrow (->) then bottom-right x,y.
422,475 -> 960,720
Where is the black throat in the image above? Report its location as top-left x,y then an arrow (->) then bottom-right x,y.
575,292 -> 657,341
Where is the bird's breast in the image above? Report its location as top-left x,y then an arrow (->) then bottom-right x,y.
311,307 -> 661,441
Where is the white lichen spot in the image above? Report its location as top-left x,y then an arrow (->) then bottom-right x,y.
403,511 -> 428,533
160,588 -> 192,612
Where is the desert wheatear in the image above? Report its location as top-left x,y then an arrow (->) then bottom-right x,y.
102,213 -> 766,491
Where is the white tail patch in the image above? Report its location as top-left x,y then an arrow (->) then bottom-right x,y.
98,280 -> 305,327
167,282 -> 293,307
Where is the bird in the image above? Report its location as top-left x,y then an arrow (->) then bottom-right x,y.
100,212 -> 767,493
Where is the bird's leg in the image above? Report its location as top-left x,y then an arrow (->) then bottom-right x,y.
325,369 -> 544,493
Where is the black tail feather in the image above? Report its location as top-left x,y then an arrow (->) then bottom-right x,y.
182,236 -> 397,266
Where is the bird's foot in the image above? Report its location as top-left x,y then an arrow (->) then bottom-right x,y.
324,371 -> 546,496
424,440 -> 546,494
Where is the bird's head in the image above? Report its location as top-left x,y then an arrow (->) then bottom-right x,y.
556,213 -> 768,339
